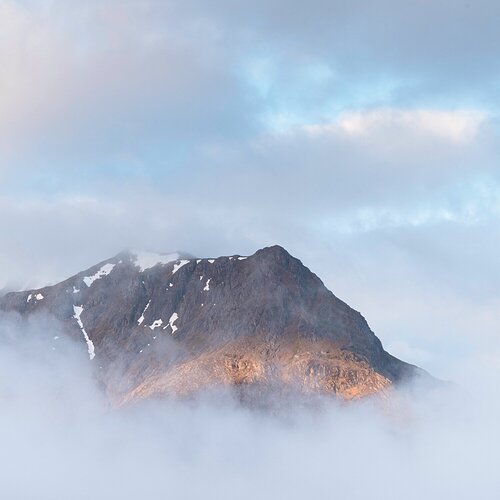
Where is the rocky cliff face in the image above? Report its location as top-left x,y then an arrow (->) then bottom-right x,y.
0,245 -> 425,404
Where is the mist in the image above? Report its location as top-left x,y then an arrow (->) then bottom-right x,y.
0,313 -> 498,500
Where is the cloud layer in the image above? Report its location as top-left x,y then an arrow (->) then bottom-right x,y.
0,317 -> 499,500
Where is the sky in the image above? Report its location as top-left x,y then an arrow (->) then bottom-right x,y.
1,0 -> 500,385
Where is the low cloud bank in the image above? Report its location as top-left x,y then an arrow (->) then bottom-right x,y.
0,316 -> 498,500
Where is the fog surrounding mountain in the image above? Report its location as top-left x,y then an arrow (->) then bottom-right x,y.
0,310 -> 498,500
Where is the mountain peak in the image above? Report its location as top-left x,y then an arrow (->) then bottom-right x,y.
256,244 -> 291,256
253,244 -> 296,265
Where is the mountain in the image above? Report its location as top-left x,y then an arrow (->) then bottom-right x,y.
0,245 -> 427,405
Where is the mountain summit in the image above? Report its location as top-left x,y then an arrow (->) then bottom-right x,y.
0,245 -> 427,404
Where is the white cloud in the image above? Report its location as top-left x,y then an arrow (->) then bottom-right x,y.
0,0 -> 246,172
306,109 -> 487,143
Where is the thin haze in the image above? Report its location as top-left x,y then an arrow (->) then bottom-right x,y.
0,1 -> 499,497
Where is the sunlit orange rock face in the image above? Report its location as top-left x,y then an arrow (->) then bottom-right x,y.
122,338 -> 393,405
0,245 -> 426,406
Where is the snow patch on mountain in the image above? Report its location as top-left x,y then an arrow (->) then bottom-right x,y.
83,263 -> 115,287
27,293 -> 44,303
73,305 -> 95,360
167,312 -> 179,334
149,319 -> 163,330
138,300 -> 151,326
172,260 -> 189,274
